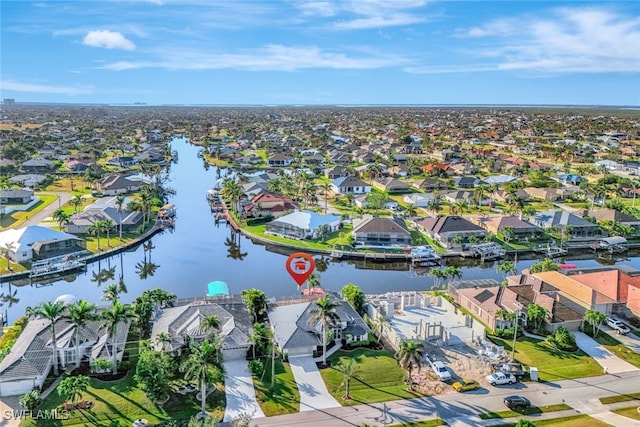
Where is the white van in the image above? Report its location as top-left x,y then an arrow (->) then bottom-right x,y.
432,361 -> 452,382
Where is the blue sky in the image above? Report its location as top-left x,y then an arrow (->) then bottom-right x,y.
1,1 -> 639,106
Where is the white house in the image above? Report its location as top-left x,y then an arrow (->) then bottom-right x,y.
265,210 -> 341,240
330,176 -> 371,195
403,193 -> 434,208
0,226 -> 85,262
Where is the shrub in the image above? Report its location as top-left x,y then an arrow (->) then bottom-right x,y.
19,389 -> 42,411
0,316 -> 28,362
548,326 -> 577,351
91,358 -> 114,374
248,359 -> 263,376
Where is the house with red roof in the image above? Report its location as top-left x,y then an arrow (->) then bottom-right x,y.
243,192 -> 298,219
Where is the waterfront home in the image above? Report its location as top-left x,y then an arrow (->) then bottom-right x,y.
268,297 -> 370,358
265,210 -> 341,240
532,209 -> 604,239
414,216 -> 487,248
581,208 -> 640,234
242,192 -> 298,219
98,174 -> 145,196
529,266 -> 640,317
0,303 -> 130,397
352,216 -> 411,247
105,155 -> 138,167
0,225 -> 85,262
330,176 -> 371,195
0,189 -> 34,204
456,277 -> 582,333
67,197 -> 143,234
476,215 -> 543,241
151,299 -> 252,361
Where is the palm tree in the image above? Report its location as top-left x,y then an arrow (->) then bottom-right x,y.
320,182 -> 332,213
306,273 -> 322,294
64,300 -> 98,367
584,309 -> 607,337
27,301 -> 67,375
155,332 -> 172,352
496,260 -> 516,280
71,195 -> 83,213
250,322 -> 270,359
101,301 -> 134,371
57,374 -> 90,406
87,222 -> 103,251
334,358 -> 360,400
526,303 -> 549,334
115,195 -> 125,241
201,315 -> 220,341
180,341 -> 223,418
395,340 -> 424,390
1,241 -> 14,272
369,315 -> 389,343
53,208 -> 70,231
308,296 -> 341,366
98,219 -> 115,247
101,284 -> 120,304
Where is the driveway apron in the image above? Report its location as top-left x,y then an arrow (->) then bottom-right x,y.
574,332 -> 639,374
288,356 -> 340,412
223,360 -> 265,422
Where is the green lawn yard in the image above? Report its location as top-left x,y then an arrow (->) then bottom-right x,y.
19,373 -> 220,426
320,348 -> 423,406
489,336 -> 603,381
252,356 -> 300,416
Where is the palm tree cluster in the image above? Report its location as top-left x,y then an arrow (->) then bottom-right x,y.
427,265 -> 462,290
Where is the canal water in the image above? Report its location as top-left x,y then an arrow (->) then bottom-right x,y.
1,138 -> 636,321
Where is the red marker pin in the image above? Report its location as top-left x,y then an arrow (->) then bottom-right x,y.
286,252 -> 315,287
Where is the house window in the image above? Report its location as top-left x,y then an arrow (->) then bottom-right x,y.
332,328 -> 342,340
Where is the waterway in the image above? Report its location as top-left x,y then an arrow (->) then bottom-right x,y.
1,138 -> 638,322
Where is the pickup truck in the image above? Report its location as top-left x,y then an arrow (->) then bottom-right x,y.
485,372 -> 517,386
493,363 -> 527,378
606,317 -> 630,335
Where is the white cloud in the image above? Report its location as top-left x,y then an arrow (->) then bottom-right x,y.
99,44 -> 408,71
405,64 -> 497,74
454,7 -> 640,73
82,30 -> 136,50
334,13 -> 425,30
297,2 -> 336,17
1,80 -> 91,96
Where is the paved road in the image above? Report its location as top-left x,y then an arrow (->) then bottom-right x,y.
21,192 -> 73,228
223,360 -> 265,422
288,357 -> 340,412
253,370 -> 640,426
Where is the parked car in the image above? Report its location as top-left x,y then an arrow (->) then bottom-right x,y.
606,317 -> 630,335
486,372 -> 517,386
431,360 -> 452,382
453,379 -> 480,392
503,395 -> 531,410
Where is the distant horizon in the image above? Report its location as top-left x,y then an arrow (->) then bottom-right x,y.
2,101 -> 639,110
1,1 -> 638,106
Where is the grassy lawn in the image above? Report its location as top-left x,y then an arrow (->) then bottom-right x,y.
253,356 -> 300,416
320,348 -> 424,406
501,414 -> 612,427
599,393 -> 640,404
0,194 -> 58,230
19,372 -> 219,426
612,405 -> 640,421
488,336 -> 603,381
479,403 -> 572,419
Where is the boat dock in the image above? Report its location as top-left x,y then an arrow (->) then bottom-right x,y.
29,252 -> 88,280
590,236 -> 628,254
465,242 -> 507,261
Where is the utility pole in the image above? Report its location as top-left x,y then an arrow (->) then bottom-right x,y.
511,308 -> 520,361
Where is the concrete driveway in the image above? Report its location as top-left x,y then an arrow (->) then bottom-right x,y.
574,332 -> 638,374
288,356 -> 340,412
222,360 -> 265,422
604,328 -> 640,354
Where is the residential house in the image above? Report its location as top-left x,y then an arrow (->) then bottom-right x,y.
484,175 -> 518,186
581,208 -> 640,234
151,300 -> 253,361
22,157 -> 53,173
476,215 -> 543,241
106,156 -> 138,167
532,209 -> 604,239
268,297 -> 370,357
414,216 -> 487,248
9,174 -> 46,188
67,197 -> 143,234
98,174 -> 145,196
422,163 -> 455,177
324,166 -> 350,180
387,164 -> 410,177
443,190 -> 476,205
413,178 -> 450,191
352,216 -> 411,247
403,193 -> 434,208
530,266 -> 640,317
243,192 -> 298,219
0,303 -> 130,396
0,226 -> 86,262
266,210 -> 341,240
330,176 -> 371,195
524,187 -> 571,202
372,178 -> 411,193
267,154 -> 294,167
0,189 -> 34,204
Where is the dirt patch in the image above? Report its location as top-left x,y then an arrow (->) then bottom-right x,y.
412,343 -> 494,395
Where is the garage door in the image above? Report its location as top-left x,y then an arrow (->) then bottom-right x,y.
222,346 -> 248,361
287,346 -> 311,357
